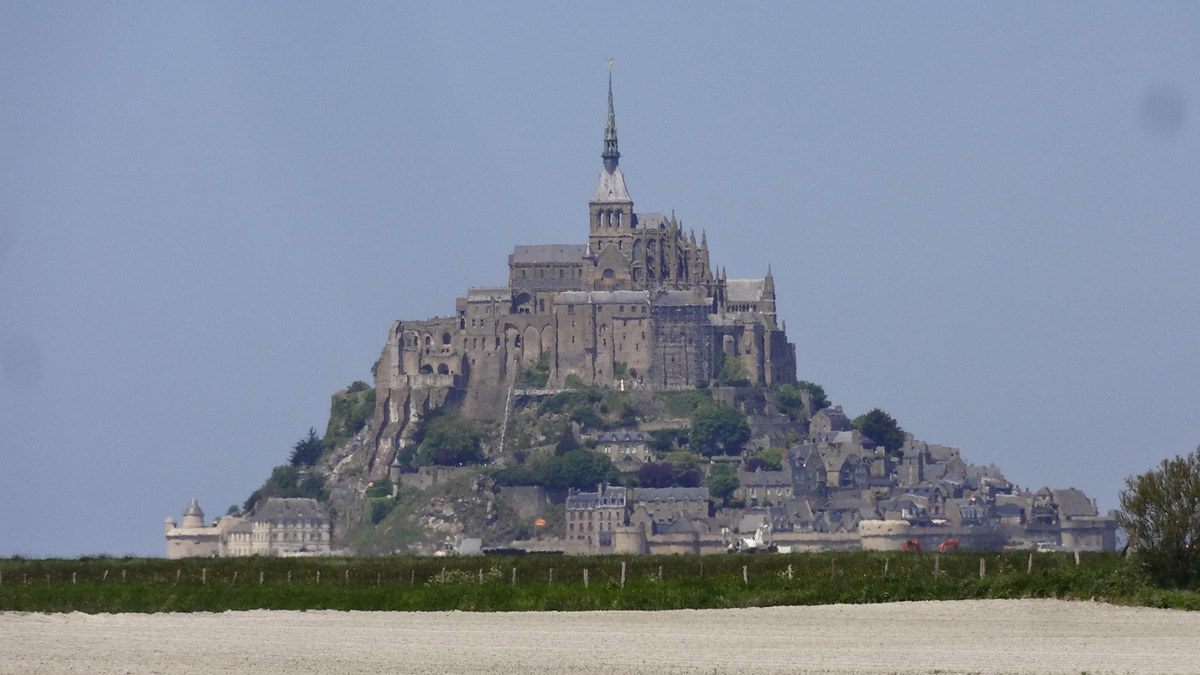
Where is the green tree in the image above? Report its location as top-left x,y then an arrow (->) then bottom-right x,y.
707,463 -> 740,504
555,423 -> 579,456
852,408 -> 905,456
796,380 -> 830,411
289,427 -> 323,467
1118,447 -> 1200,588
689,404 -> 751,457
416,413 -> 486,466
775,384 -> 804,417
533,449 -> 617,491
748,447 -> 783,472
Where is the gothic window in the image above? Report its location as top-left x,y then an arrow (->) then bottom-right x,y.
442,333 -> 451,345
424,335 -> 432,346
615,211 -> 621,228
558,269 -> 564,278
438,364 -> 449,375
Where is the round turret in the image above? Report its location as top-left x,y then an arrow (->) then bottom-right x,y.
164,516 -> 177,534
181,497 -> 205,529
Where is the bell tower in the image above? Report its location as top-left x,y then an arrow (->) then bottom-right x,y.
588,63 -> 634,268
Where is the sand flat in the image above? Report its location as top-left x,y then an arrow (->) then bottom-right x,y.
3,599 -> 1199,674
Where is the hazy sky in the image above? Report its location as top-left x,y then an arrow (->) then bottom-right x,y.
2,3 -> 1197,557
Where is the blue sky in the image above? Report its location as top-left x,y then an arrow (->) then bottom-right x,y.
1,3 -> 1197,557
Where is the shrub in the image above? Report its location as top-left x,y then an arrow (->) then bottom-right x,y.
689,404 -> 751,457
1118,446 -> 1200,588
516,350 -> 551,388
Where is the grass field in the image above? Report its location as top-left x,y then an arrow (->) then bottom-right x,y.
3,551 -> 1198,613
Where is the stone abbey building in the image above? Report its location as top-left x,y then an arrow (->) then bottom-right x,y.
369,74 -> 796,474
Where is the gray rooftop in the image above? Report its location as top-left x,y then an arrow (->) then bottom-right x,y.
635,212 -> 669,229
251,497 -> 329,523
726,278 -> 766,303
633,487 -> 710,502
558,290 -> 650,305
509,244 -> 588,265
597,431 -> 652,443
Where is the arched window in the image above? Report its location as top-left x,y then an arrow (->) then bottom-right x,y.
437,363 -> 449,375
424,335 -> 432,346
442,333 -> 451,345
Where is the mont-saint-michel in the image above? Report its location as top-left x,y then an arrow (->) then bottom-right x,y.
165,73 -> 1116,559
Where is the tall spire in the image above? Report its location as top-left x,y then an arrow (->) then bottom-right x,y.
602,61 -> 620,173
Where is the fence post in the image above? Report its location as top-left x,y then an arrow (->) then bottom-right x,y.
511,568 -> 517,586
699,563 -> 704,579
933,556 -> 940,579
658,566 -> 663,582
549,568 -> 554,584
202,568 -> 207,585
122,569 -> 126,582
884,558 -> 889,575
46,574 -> 50,586
316,571 -> 320,585
232,571 -> 238,584
73,572 -> 76,585
1027,553 -> 1033,574
175,569 -> 180,585
259,571 -> 264,585
620,562 -> 626,588
478,569 -> 483,585
102,570 -> 108,581
1075,550 -> 1081,566
409,570 -> 414,586
743,565 -> 748,585
583,568 -> 589,588
787,564 -> 793,581
287,570 -> 292,585
377,573 -> 382,587
979,558 -> 986,579
830,559 -> 835,582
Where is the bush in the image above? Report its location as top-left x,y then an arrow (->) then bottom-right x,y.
564,374 -> 585,389
416,413 -> 486,466
1118,446 -> 1200,588
689,404 -> 751,457
516,350 -> 551,388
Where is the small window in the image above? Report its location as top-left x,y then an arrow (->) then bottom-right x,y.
603,268 -> 614,279
442,333 -> 451,345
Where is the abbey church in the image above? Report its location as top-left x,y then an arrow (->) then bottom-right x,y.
369,73 -> 797,469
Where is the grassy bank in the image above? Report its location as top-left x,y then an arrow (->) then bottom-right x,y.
2,551 -> 1198,613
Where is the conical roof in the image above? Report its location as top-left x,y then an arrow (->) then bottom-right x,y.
183,497 -> 204,518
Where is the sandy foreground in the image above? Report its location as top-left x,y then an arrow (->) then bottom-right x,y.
3,599 -> 1199,674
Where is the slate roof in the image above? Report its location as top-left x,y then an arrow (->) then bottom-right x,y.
737,470 -> 792,487
466,286 -> 510,301
567,485 -> 627,510
510,245 -> 588,265
183,498 -> 204,518
725,278 -> 766,303
592,166 -> 632,203
1052,488 -> 1097,518
634,487 -> 710,502
251,497 -> 329,523
596,431 -> 652,444
634,212 -> 669,229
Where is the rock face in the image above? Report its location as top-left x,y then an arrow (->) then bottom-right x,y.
358,75 -> 796,481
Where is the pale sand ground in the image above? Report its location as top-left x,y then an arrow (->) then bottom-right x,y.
3,599 -> 1200,674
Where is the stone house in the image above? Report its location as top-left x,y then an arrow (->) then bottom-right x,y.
595,430 -> 654,470
809,405 -> 851,436
736,469 -> 794,505
787,445 -> 827,500
566,484 -> 628,549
